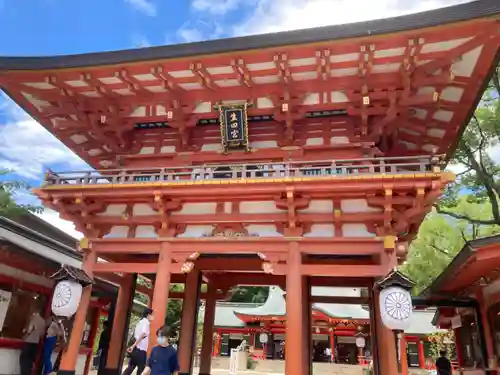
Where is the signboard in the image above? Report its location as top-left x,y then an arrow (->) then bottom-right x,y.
218,103 -> 249,153
228,348 -> 238,375
0,290 -> 12,331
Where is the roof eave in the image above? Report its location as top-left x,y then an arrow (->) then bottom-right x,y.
0,1 -> 499,71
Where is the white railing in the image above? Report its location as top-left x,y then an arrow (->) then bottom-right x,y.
42,155 -> 443,187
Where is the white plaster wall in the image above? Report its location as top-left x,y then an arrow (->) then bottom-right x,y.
298,200 -> 333,213
246,225 -> 283,237
249,141 -> 278,149
340,199 -> 381,213
0,349 -> 86,375
172,203 -> 217,215
104,226 -> 129,238
342,223 -> 374,237
98,204 -> 126,216
176,225 -> 214,238
135,226 -> 157,238
132,204 -> 156,216
239,201 -> 283,214
304,224 -> 335,237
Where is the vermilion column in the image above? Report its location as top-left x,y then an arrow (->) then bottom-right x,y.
285,242 -> 305,375
329,330 -> 335,362
83,307 -> 101,375
148,244 -> 172,353
57,250 -> 96,375
178,270 -> 201,375
417,340 -> 425,368
454,329 -> 463,367
106,274 -> 135,374
199,284 -> 217,375
373,288 -> 402,375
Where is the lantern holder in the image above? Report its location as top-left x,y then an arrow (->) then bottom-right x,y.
50,264 -> 94,287
375,269 -> 415,374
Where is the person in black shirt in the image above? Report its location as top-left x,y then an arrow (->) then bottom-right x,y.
142,326 -> 179,375
435,350 -> 452,375
97,320 -> 111,374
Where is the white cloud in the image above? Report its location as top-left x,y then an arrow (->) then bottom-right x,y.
132,34 -> 152,48
36,209 -> 83,240
232,0 -> 472,36
0,98 -> 88,180
124,0 -> 157,17
191,0 -> 251,15
177,25 -> 204,43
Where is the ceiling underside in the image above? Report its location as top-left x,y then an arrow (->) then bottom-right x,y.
0,17 -> 499,169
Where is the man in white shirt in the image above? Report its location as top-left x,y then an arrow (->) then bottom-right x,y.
122,308 -> 153,375
19,310 -> 46,375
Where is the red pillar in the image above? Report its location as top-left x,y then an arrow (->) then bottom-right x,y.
106,275 -> 134,373
329,330 -> 335,362
178,270 -> 201,375
58,250 -> 96,374
417,340 -> 425,368
285,242 -> 306,375
454,329 -> 463,367
199,284 -> 217,375
148,243 -> 172,353
83,307 -> 101,375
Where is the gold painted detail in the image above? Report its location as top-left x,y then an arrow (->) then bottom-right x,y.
383,235 -> 397,249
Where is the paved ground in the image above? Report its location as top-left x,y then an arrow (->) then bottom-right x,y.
89,367 -> 283,375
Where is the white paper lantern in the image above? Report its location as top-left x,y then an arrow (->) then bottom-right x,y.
379,286 -> 412,331
356,336 -> 366,348
51,280 -> 83,318
259,333 -> 269,344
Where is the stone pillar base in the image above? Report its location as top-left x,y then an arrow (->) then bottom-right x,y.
198,373 -> 212,375
57,371 -> 75,375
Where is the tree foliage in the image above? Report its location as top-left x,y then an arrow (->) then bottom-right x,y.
428,331 -> 456,359
0,169 -> 43,217
436,65 -> 500,225
402,198 -> 500,294
228,286 -> 269,303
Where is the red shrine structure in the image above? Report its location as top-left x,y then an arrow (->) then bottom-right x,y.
0,1 -> 499,375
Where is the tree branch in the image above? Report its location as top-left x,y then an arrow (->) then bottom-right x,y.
428,243 -> 453,258
434,204 -> 498,225
463,144 -> 500,224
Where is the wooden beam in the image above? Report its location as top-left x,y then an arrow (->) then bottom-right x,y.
93,262 -> 158,274
309,296 -> 369,304
300,264 -> 384,277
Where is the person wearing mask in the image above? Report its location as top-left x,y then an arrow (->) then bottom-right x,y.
43,317 -> 63,375
123,308 -> 153,375
19,310 -> 46,375
435,349 -> 452,375
141,325 -> 179,375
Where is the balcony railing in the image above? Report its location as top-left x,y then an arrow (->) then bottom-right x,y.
43,155 -> 443,187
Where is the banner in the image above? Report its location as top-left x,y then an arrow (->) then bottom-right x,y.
0,289 -> 12,331
219,103 -> 249,153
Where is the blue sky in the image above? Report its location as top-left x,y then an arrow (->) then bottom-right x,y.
0,0 -> 471,236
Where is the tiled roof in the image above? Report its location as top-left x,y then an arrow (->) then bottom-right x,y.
215,286 -> 443,335
50,264 -> 94,286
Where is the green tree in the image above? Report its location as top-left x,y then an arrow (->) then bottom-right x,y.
0,169 -> 43,216
402,198 -> 500,294
436,65 -> 500,225
228,286 -> 269,303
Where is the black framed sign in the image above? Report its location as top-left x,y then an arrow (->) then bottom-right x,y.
218,103 -> 249,153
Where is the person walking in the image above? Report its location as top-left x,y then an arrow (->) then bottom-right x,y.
435,349 -> 452,375
122,308 -> 153,375
141,325 -> 179,375
42,317 -> 63,375
19,310 -> 46,375
97,320 -> 111,374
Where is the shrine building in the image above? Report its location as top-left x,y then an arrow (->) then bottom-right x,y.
211,286 -> 441,368
0,1 -> 499,375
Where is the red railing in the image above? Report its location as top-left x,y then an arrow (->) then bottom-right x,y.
43,155 -> 443,187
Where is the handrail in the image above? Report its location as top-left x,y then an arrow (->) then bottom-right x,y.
42,155 -> 444,187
